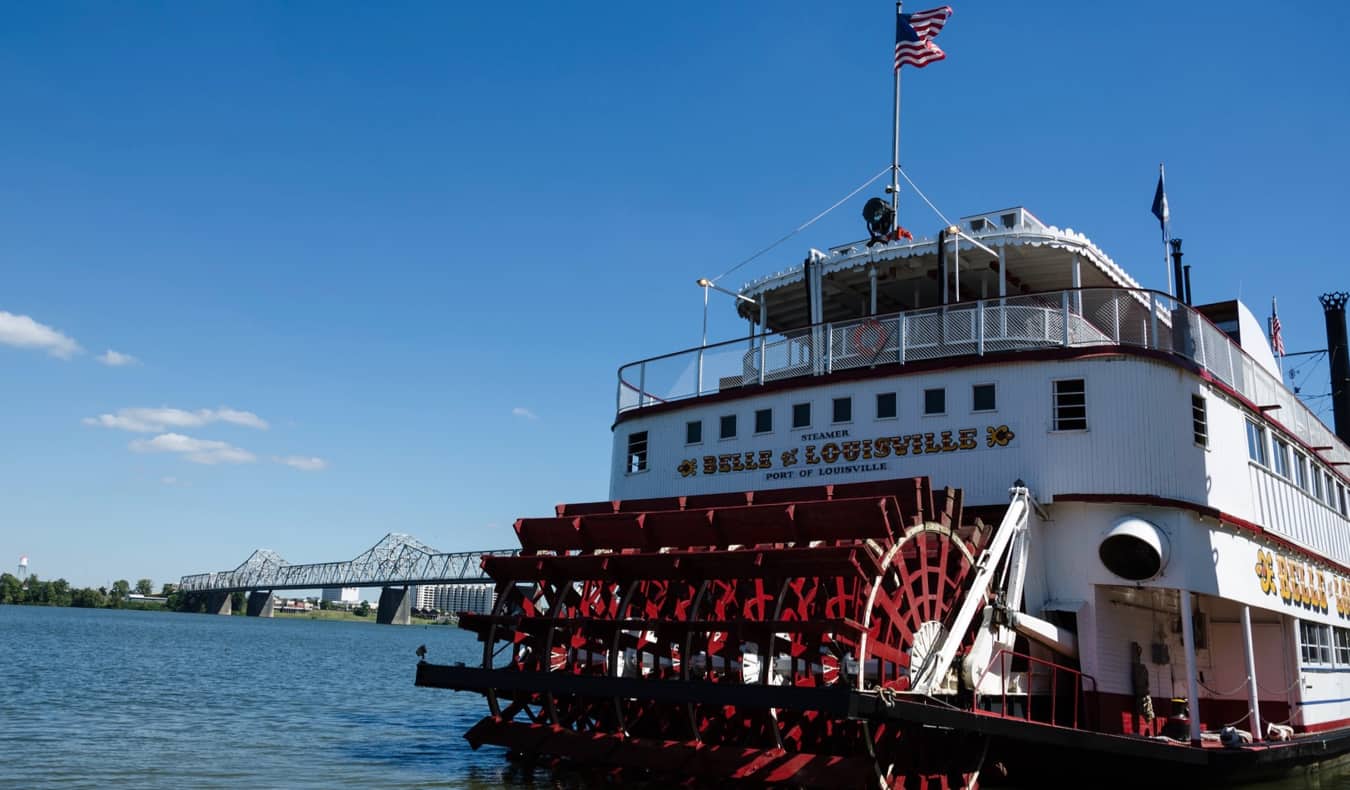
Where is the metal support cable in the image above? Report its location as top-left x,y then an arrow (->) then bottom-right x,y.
710,166 -> 892,285
896,166 -> 955,230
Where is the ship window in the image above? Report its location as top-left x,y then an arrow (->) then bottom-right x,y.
973,383 -> 996,412
686,420 -> 702,445
626,431 -> 648,474
832,397 -> 852,424
1245,420 -> 1268,466
876,392 -> 897,420
1052,379 -> 1086,431
924,388 -> 946,416
1191,395 -> 1208,447
754,408 -> 773,434
1294,451 -> 1309,490
1271,436 -> 1291,478
792,402 -> 811,429
1000,212 -> 1016,229
1301,621 -> 1333,665
720,415 -> 737,440
1336,628 -> 1350,665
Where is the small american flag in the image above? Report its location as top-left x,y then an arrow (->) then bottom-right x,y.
895,6 -> 953,71
1271,299 -> 1286,356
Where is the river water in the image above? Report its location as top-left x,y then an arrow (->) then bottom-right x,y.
6,604 -> 1350,789
0,605 -> 532,789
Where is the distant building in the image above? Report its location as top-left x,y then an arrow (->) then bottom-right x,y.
414,583 -> 495,615
320,587 -> 361,604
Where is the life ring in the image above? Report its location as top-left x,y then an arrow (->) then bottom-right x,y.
851,318 -> 887,355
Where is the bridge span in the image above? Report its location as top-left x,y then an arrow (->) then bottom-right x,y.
177,533 -> 516,624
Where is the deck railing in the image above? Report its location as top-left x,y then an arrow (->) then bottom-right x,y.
616,286 -> 1348,466
971,648 -> 1100,731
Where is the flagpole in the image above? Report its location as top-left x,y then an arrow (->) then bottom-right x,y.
1160,163 -> 1173,298
889,1 -> 903,231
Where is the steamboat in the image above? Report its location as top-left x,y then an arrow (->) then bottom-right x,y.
416,5 -> 1350,788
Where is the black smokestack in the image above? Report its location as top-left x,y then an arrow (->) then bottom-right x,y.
1321,292 -> 1350,446
1169,238 -> 1185,304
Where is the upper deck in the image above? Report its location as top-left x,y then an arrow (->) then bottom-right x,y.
614,208 -> 1350,470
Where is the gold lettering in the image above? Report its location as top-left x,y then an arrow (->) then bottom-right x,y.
805,445 -> 820,465
703,456 -> 717,475
841,441 -> 861,462
923,433 -> 940,454
821,443 -> 841,464
958,428 -> 977,450
940,430 -> 959,452
873,437 -> 892,458
759,450 -> 773,469
718,454 -> 733,474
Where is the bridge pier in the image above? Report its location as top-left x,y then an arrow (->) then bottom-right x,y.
376,585 -> 411,625
207,591 -> 232,616
246,591 -> 274,618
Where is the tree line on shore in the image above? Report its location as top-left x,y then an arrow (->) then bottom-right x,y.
0,573 -> 178,609
0,574 -> 383,616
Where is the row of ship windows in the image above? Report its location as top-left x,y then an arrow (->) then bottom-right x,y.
623,378 -> 1089,473
1246,418 -> 1348,517
685,384 -> 999,445
1300,620 -> 1350,666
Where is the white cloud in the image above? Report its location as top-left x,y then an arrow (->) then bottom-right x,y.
97,349 -> 139,367
84,407 -> 269,433
129,433 -> 256,465
0,311 -> 81,359
160,476 -> 190,487
274,455 -> 328,472
512,407 -> 538,420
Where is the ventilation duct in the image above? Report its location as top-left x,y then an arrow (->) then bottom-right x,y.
1099,517 -> 1170,581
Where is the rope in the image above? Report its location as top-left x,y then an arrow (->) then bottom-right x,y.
1221,710 -> 1252,729
1257,676 -> 1302,696
1199,676 -> 1252,697
709,166 -> 892,285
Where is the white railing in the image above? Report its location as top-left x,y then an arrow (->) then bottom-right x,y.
616,287 -> 1348,467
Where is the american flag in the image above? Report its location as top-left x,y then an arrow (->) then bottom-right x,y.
895,6 -> 953,71
1271,299 -> 1286,356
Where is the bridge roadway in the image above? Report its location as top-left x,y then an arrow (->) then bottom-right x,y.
177,532 -> 517,624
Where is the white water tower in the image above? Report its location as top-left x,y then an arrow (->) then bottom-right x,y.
17,555 -> 28,578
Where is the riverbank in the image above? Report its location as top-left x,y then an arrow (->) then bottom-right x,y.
272,609 -> 452,625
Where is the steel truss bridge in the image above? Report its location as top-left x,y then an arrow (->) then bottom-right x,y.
177,533 -> 516,593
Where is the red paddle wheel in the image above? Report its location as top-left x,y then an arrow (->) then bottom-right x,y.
443,477 -> 1007,789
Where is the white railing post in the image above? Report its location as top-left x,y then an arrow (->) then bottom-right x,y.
1150,294 -> 1160,350
899,313 -> 906,365
977,299 -> 985,356
825,323 -> 834,375
1112,292 -> 1121,343
1195,311 -> 1207,367
1061,290 -> 1071,347
696,348 -> 704,396
616,373 -> 622,414
758,333 -> 767,386
638,362 -> 647,408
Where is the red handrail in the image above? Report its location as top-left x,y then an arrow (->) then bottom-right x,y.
971,648 -> 1099,731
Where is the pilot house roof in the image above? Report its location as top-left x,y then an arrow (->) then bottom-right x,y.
736,207 -> 1142,331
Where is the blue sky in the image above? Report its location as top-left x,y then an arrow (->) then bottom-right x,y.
2,1 -> 1347,588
